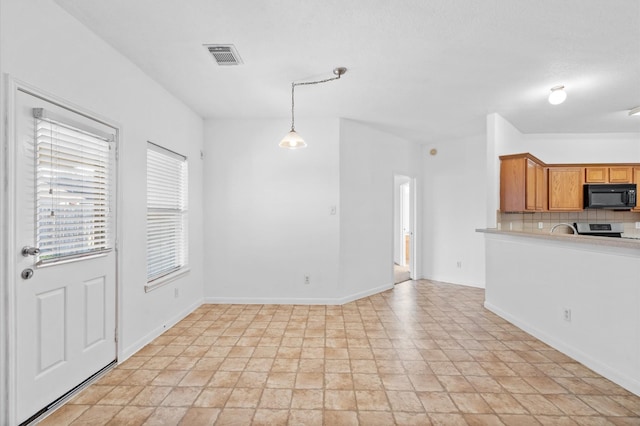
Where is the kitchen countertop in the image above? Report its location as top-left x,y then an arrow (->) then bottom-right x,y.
477,228 -> 640,250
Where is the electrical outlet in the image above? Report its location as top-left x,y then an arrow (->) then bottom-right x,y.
456,261 -> 462,268
330,205 -> 337,215
563,308 -> 571,322
509,222 -> 513,231
636,222 -> 640,229
174,288 -> 180,298
304,275 -> 311,285
538,222 -> 544,229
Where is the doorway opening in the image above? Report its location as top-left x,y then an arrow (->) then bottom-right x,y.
393,175 -> 416,284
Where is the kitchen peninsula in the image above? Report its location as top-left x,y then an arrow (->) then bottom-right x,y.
478,154 -> 640,395
479,224 -> 640,397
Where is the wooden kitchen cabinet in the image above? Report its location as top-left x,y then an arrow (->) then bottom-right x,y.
585,167 -> 608,183
609,167 -> 633,183
634,167 -> 640,212
548,167 -> 583,211
500,154 -> 545,212
585,166 -> 632,183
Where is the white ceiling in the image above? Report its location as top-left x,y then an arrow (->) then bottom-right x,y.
54,0 -> 640,143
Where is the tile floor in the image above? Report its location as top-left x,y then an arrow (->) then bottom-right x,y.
40,280 -> 640,425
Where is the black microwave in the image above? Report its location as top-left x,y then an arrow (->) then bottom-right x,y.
584,184 -> 636,210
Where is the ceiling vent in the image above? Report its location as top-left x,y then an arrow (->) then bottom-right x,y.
204,44 -> 243,66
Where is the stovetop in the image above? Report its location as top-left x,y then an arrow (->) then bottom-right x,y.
574,222 -> 623,238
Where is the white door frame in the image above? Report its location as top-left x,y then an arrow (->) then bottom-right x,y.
1,76 -> 122,425
392,173 -> 419,281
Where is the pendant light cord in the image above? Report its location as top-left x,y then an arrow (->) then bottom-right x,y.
290,73 -> 343,132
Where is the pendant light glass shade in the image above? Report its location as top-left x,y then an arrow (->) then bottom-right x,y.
279,130 -> 307,149
548,85 -> 567,105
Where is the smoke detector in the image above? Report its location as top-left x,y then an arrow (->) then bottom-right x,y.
204,44 -> 243,66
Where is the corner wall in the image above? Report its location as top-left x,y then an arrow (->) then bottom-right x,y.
338,119 -> 422,298
422,135 -> 487,288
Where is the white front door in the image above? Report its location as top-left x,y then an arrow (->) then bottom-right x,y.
14,89 -> 117,424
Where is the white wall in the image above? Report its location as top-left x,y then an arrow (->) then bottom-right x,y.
339,119 -> 422,298
519,133 -> 640,164
203,118 -> 341,303
422,135 -> 487,288
485,233 -> 640,396
1,0 -> 204,371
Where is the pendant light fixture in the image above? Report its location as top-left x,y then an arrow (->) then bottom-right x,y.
548,85 -> 567,105
280,67 -> 347,149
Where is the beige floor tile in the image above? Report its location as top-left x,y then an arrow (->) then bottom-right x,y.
352,373 -> 384,390
160,386 -> 202,407
418,391 -> 459,413
129,386 -> 173,406
324,390 -> 357,410
291,389 -> 323,410
151,370 -> 188,386
287,409 -> 323,426
387,390 -> 425,412
68,385 -> 115,405
324,410 -> 358,425
355,390 -> 391,411
98,385 -> 144,405
193,388 -> 232,408
428,412 -> 469,425
213,408 -> 254,426
258,388 -> 292,409
535,415 -> 581,425
39,405 -> 90,425
449,392 -> 495,414
380,374 -> 414,391
464,413 -> 507,425
69,405 -> 122,425
294,372 -> 323,389
394,411 -> 433,425
178,370 -> 213,387
499,414 -> 543,425
106,406 -> 155,425
225,387 -> 262,408
252,409 -> 289,426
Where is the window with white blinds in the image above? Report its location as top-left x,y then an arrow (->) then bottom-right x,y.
146,142 -> 188,284
35,108 -> 115,264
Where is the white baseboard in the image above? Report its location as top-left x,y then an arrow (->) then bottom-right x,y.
484,301 -> 640,397
336,283 -> 394,304
118,298 -> 203,361
204,283 -> 394,306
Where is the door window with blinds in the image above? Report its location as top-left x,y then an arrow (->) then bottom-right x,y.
146,142 -> 188,287
34,108 -> 115,265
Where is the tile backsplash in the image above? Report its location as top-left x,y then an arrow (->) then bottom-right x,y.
497,210 -> 640,237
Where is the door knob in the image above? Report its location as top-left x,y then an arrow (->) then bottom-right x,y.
21,246 -> 40,256
21,268 -> 34,280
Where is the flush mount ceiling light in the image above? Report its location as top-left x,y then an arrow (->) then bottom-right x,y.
548,85 -> 567,105
280,67 -> 347,149
629,106 -> 640,116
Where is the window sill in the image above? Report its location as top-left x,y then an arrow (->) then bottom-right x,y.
145,267 -> 190,293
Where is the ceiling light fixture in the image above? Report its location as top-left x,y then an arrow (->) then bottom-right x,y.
548,85 -> 567,105
280,67 -> 347,149
629,106 -> 640,116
